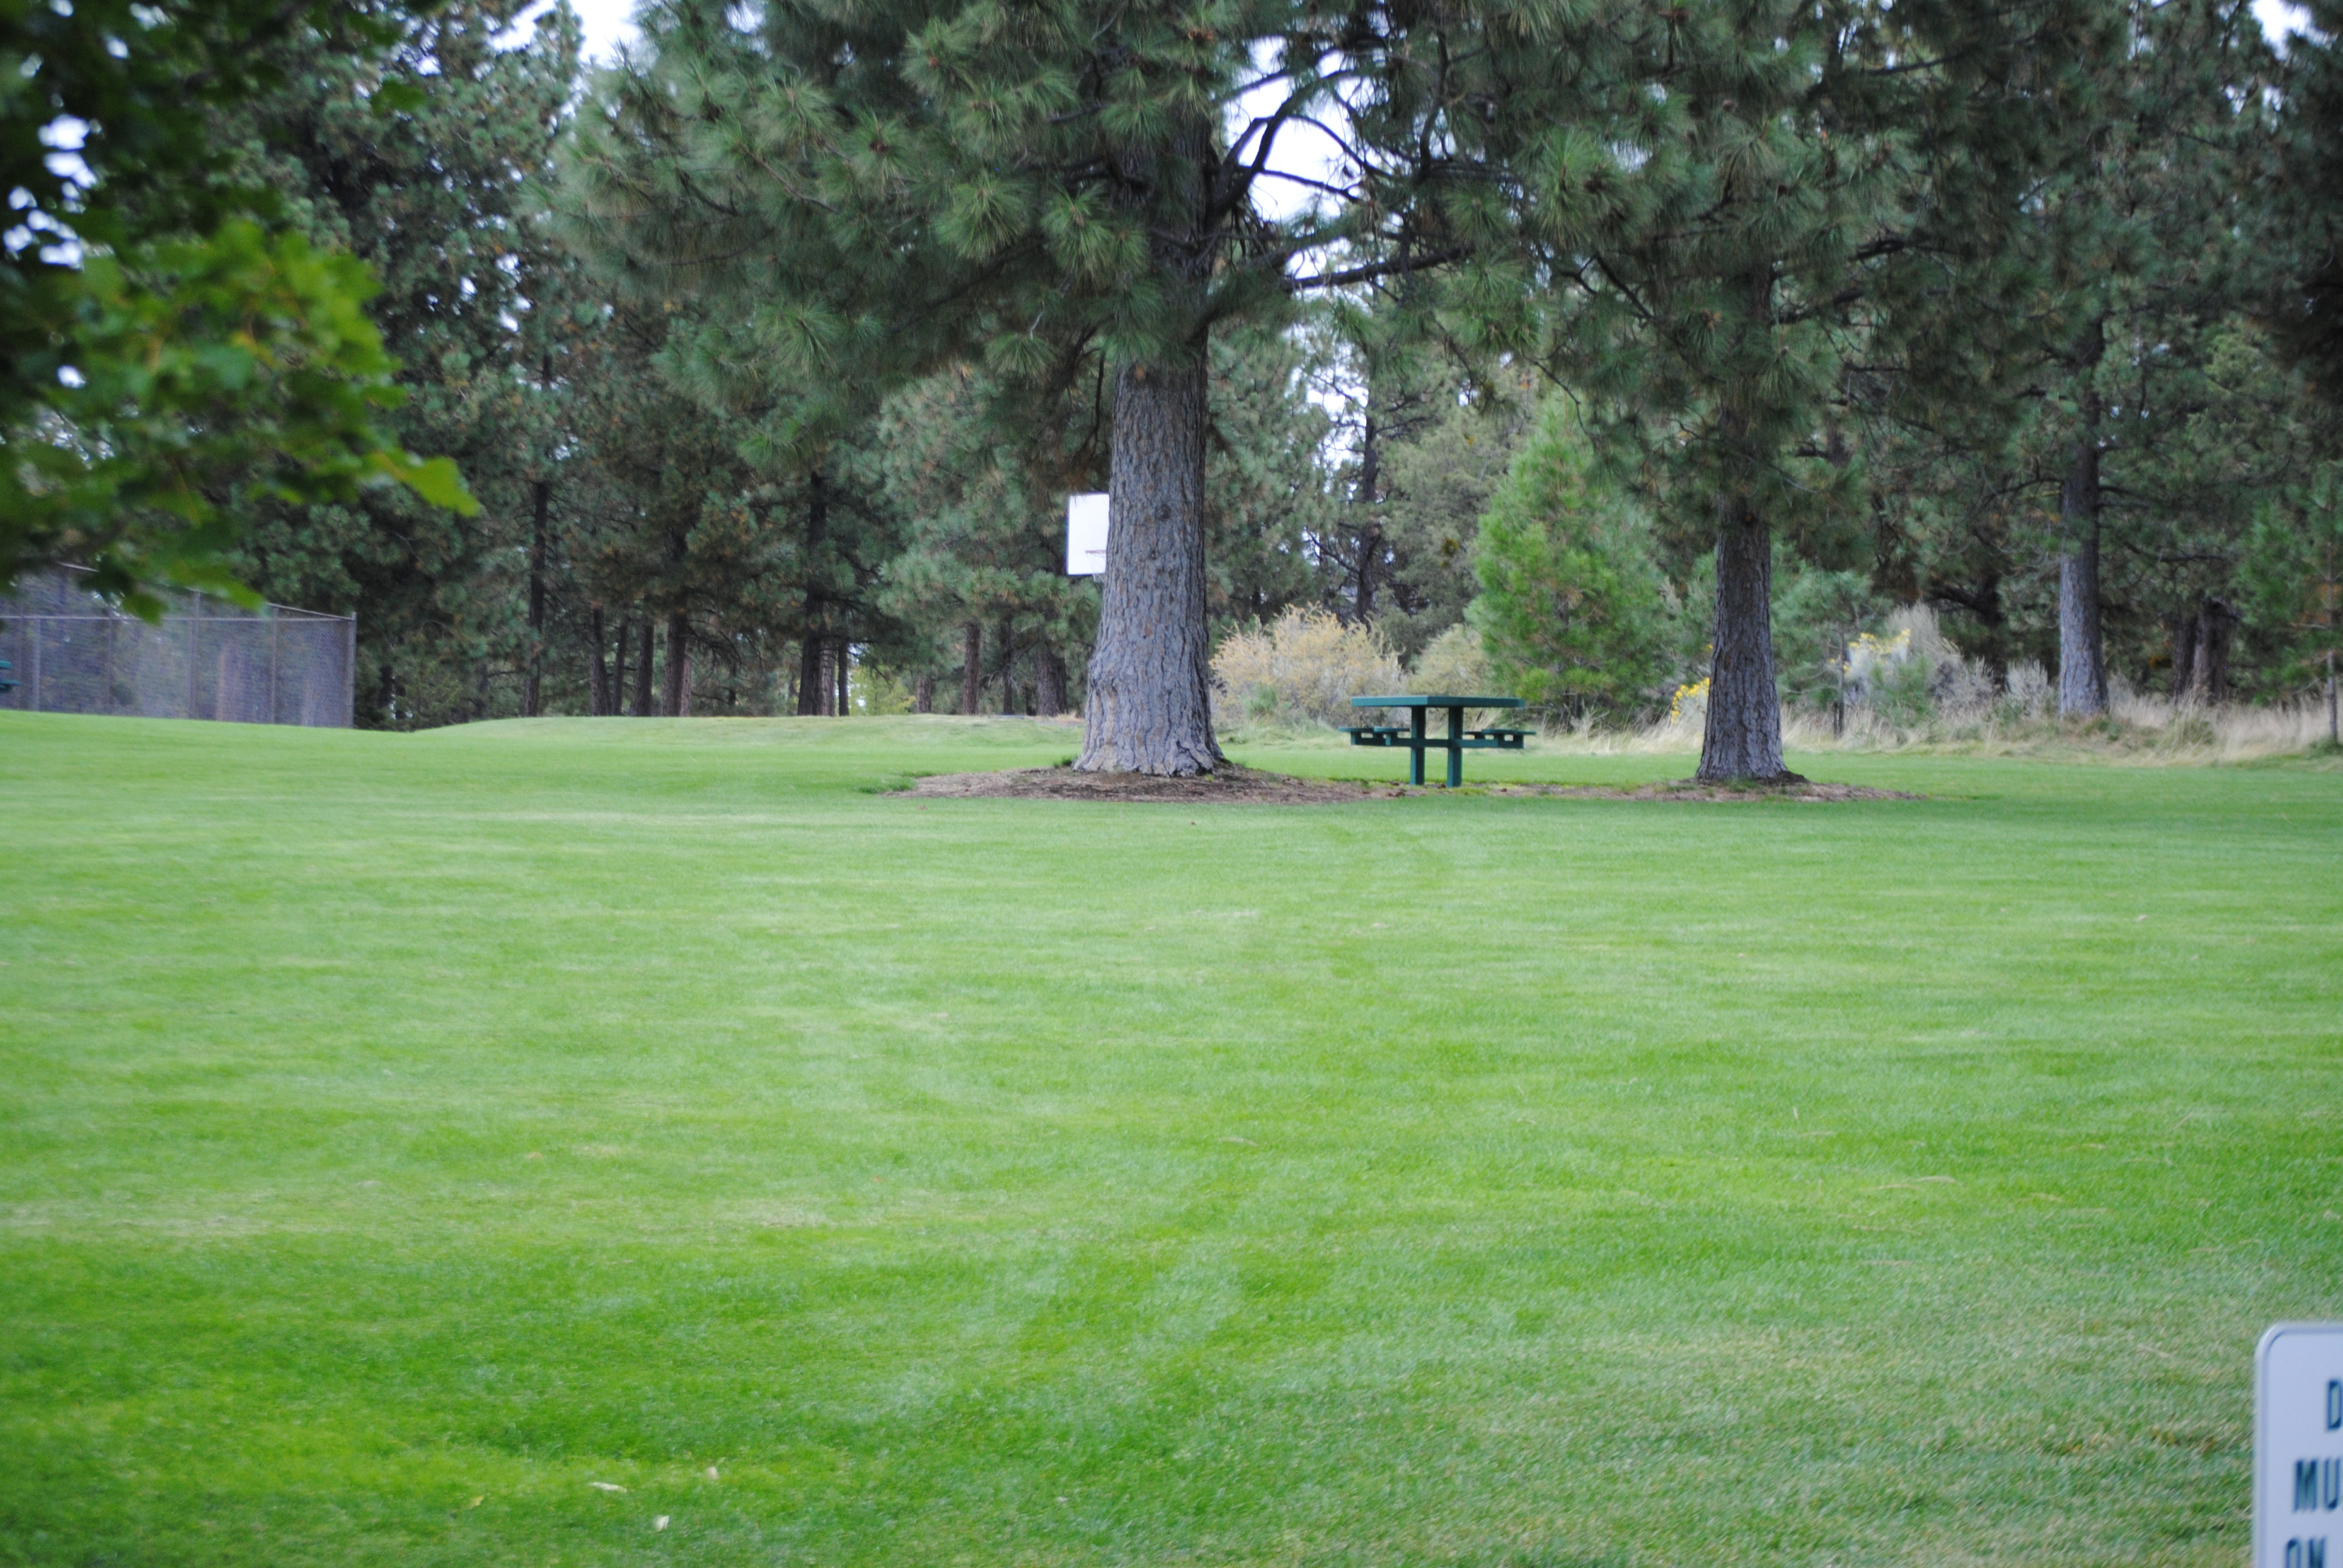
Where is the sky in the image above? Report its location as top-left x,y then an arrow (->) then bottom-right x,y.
531,0 -> 637,63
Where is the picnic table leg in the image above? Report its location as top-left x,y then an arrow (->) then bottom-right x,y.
1446,706 -> 1464,787
1409,707 -> 1426,786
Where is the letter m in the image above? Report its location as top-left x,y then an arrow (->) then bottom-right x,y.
2305,1462 -> 2325,1512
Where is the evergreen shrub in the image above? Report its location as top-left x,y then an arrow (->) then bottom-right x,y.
1468,405 -> 1676,721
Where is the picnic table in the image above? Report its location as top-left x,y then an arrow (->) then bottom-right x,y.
1344,694 -> 1529,788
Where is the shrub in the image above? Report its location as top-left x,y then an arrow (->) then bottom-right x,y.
1210,607 -> 1406,727
1411,622 -> 1493,696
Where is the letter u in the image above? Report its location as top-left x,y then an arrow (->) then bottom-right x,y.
2327,1459 -> 2341,1511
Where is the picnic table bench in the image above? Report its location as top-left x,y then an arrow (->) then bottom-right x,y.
1344,694 -> 1529,788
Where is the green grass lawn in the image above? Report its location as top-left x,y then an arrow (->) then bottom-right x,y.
3,712 -> 2339,1567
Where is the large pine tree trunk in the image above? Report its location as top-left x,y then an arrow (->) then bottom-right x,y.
662,611 -> 690,717
959,622 -> 983,715
1696,267 -> 1794,784
796,635 -> 821,716
814,640 -> 838,717
913,673 -> 935,714
1077,359 -> 1220,775
2057,331 -> 2108,718
1697,477 -> 1791,782
832,637 -> 849,716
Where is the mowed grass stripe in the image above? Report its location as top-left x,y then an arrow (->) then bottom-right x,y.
0,711 -> 2336,1566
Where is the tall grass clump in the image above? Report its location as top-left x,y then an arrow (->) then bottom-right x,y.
1211,607 -> 1406,728
1595,604 -> 2339,762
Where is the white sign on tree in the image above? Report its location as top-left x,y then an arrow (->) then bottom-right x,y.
1066,493 -> 1109,577
2258,1324 -> 2343,1568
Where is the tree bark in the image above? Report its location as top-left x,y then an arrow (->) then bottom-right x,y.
589,604 -> 609,716
632,618 -> 655,717
661,611 -> 690,716
996,619 -> 1019,714
2187,595 -> 2238,704
796,636 -> 822,716
1697,468 -> 1791,781
1695,264 -> 1794,783
833,636 -> 850,716
959,621 -> 983,715
2057,325 -> 2108,717
913,672 -> 935,714
613,619 -> 631,715
2170,608 -> 2198,701
1354,409 -> 1381,620
1076,358 -> 1221,774
796,470 -> 829,716
523,478 -> 549,717
1035,647 -> 1066,717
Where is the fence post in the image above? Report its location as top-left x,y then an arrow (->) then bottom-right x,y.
185,594 -> 201,719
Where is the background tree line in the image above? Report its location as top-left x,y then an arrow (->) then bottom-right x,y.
7,0 -> 2341,760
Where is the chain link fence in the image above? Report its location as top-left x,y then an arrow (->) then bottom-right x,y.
1,567 -> 355,727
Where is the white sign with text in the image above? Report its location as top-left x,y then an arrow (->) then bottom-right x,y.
1066,493 -> 1109,576
2259,1324 -> 2343,1568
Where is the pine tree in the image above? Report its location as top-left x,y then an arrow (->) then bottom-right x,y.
1470,400 -> 1677,719
1452,0 -> 2106,777
857,365 -> 1100,714
2270,0 -> 2343,402
2242,463 -> 2343,745
214,0 -> 581,724
2022,0 -> 2272,716
561,0 -> 1498,774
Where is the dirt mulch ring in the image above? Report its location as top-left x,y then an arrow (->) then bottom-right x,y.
906,764 -> 1366,803
903,766 -> 1919,805
1489,780 -> 1922,803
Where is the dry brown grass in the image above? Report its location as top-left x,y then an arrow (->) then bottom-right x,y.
1555,689 -> 2341,765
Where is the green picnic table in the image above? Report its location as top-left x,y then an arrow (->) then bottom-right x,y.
1345,694 -> 1530,788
